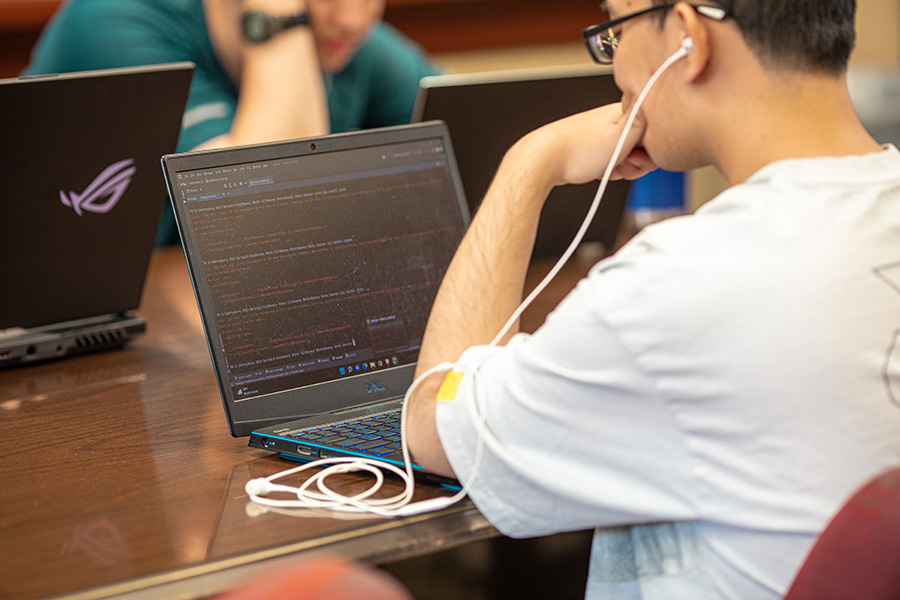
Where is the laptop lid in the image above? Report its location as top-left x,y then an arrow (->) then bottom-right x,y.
412,64 -> 630,258
162,122 -> 470,437
0,63 -> 194,365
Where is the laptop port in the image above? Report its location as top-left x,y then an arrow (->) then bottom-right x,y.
296,445 -> 315,457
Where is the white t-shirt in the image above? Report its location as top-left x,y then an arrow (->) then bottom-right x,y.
435,147 -> 900,599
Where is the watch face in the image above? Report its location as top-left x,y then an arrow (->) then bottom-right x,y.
242,12 -> 271,43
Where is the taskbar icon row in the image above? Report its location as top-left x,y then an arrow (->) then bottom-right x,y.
339,356 -> 399,376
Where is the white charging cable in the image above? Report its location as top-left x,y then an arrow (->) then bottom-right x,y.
245,361 -> 471,517
245,40 -> 693,517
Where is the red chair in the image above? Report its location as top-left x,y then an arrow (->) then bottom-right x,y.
785,465 -> 900,599
215,555 -> 412,600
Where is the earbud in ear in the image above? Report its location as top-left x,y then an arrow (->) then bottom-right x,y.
681,37 -> 694,54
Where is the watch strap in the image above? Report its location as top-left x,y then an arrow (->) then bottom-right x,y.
242,11 -> 310,44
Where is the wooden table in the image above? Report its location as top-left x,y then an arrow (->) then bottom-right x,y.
0,246 -> 597,600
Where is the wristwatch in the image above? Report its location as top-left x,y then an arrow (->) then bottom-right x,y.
241,11 -> 310,44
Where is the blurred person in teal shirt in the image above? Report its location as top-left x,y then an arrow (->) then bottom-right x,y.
27,0 -> 439,245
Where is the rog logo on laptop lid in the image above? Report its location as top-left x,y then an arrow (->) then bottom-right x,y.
60,158 -> 136,216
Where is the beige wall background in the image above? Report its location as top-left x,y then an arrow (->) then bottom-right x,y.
856,0 -> 900,67
433,0 -> 900,209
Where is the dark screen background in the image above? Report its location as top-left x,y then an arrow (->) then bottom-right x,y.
174,139 -> 464,399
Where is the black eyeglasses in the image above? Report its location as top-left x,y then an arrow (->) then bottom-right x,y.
582,3 -> 730,64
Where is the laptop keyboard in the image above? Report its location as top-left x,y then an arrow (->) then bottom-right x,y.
284,410 -> 402,457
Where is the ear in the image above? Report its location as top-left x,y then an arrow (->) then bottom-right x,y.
671,2 -> 712,83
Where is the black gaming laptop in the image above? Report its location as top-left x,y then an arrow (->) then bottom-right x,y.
0,63 -> 194,367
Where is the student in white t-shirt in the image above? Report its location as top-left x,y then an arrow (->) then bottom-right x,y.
407,1 -> 900,598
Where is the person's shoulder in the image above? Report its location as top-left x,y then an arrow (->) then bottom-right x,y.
51,0 -> 149,18
346,21 -> 439,84
360,22 -> 431,61
52,0 -> 198,27
27,0 -> 205,75
621,192 -> 760,257
366,22 -> 414,46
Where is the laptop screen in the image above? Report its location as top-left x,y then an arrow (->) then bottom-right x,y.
167,130 -> 466,414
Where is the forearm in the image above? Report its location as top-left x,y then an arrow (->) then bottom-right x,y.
415,104 -> 654,377
407,139 -> 555,476
201,0 -> 328,150
230,24 -> 328,144
419,144 -> 554,367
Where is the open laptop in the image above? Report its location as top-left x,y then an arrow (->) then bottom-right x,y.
412,64 -> 630,258
162,122 -> 468,486
0,62 -> 194,368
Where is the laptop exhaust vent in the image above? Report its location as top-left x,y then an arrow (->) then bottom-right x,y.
73,330 -> 127,352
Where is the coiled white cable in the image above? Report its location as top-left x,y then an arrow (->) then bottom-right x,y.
246,40 -> 693,517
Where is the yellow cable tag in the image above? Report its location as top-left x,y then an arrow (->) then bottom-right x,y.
436,371 -> 465,403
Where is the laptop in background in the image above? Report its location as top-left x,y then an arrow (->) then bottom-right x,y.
161,122 -> 468,486
0,63 -> 194,368
412,64 -> 630,258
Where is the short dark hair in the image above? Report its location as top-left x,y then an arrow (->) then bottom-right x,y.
653,0 -> 857,73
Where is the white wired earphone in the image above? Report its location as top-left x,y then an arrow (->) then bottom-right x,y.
245,38 -> 695,518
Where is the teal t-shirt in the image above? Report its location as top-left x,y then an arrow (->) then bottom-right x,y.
27,0 -> 440,244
